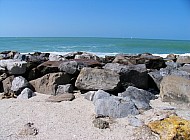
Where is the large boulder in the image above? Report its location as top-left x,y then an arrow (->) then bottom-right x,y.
29,72 -> 72,95
49,53 -> 65,61
74,52 -> 99,60
28,61 -> 62,80
160,75 -> 190,103
17,88 -> 34,99
176,55 -> 190,64
0,59 -> 27,74
149,67 -> 190,90
118,86 -> 156,110
104,63 -> 148,89
75,67 -> 120,92
94,96 -> 139,118
11,76 -> 30,95
58,61 -> 78,74
2,75 -> 15,94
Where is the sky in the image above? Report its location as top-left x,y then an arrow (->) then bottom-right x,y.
0,0 -> 190,40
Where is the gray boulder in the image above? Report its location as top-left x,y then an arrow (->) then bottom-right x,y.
11,76 -> 30,95
160,75 -> 190,103
179,64 -> 190,73
0,59 -> 27,74
104,63 -> 148,89
75,67 -> 120,91
29,72 -> 71,95
17,88 -> 34,99
176,55 -> 190,64
84,91 -> 96,101
2,75 -> 15,94
56,84 -> 74,95
59,61 -> 78,74
45,93 -> 75,102
119,86 -> 156,110
94,96 -> 139,118
92,90 -> 110,104
49,53 -> 65,61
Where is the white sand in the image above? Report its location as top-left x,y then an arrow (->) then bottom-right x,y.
0,93 -> 189,140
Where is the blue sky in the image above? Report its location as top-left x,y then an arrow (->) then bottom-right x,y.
0,0 -> 189,40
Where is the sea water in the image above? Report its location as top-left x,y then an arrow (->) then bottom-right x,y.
0,37 -> 190,57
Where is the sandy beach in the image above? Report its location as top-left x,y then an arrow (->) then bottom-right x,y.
0,92 -> 189,140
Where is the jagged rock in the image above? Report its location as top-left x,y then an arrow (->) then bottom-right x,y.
118,86 -> 156,110
0,59 -> 27,74
140,55 -> 166,69
58,61 -> 78,74
19,123 -> 38,136
11,76 -> 30,95
2,76 -> 15,94
148,115 -> 190,140
149,67 -> 190,90
13,53 -> 26,61
45,93 -> 75,102
63,52 -> 83,59
30,72 -> 71,95
133,125 -> 160,140
92,118 -> 109,129
17,88 -> 34,99
92,90 -> 110,104
94,96 -> 139,118
75,67 -> 120,91
0,51 -> 17,59
56,84 -> 74,95
166,54 -> 177,61
127,115 -> 144,127
84,91 -> 96,101
26,52 -> 49,62
113,54 -> 142,65
176,55 -> 190,64
179,64 -> 190,73
49,53 -> 65,61
28,61 -> 62,80
104,63 -> 148,89
160,75 -> 190,103
74,52 -> 100,60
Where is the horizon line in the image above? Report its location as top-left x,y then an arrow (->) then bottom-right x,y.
0,36 -> 189,41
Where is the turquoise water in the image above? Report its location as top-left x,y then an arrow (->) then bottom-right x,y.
0,37 -> 190,56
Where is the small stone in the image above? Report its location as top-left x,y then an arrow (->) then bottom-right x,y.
19,123 -> 38,136
17,88 -> 34,99
45,93 -> 75,102
92,118 -> 109,129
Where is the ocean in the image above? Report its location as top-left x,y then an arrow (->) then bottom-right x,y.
0,37 -> 190,57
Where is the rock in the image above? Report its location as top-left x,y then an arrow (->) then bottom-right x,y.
19,123 -> 38,136
28,61 -> 62,80
92,90 -> 110,104
0,59 -> 27,74
104,63 -> 148,89
127,115 -> 144,127
133,125 -> 160,140
45,93 -> 75,102
2,76 -> 15,94
74,52 -> 99,60
58,60 -> 78,74
84,91 -> 96,101
17,88 -> 34,99
119,86 -> 156,110
26,52 -> 49,62
0,51 -> 17,59
166,54 -> 177,62
49,53 -> 65,61
160,75 -> 190,103
0,73 -> 7,82
94,96 -> 139,118
13,53 -> 26,61
148,115 -> 190,140
177,55 -> 190,64
165,62 -> 182,68
29,72 -> 72,95
148,71 -> 163,89
11,76 -> 30,95
56,84 -> 74,95
104,56 -> 115,63
140,55 -> 166,69
58,59 -> 102,75
75,67 -> 120,92
179,64 -> 190,73
92,118 -> 109,129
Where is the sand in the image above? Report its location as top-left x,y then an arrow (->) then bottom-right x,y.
0,92 -> 190,140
